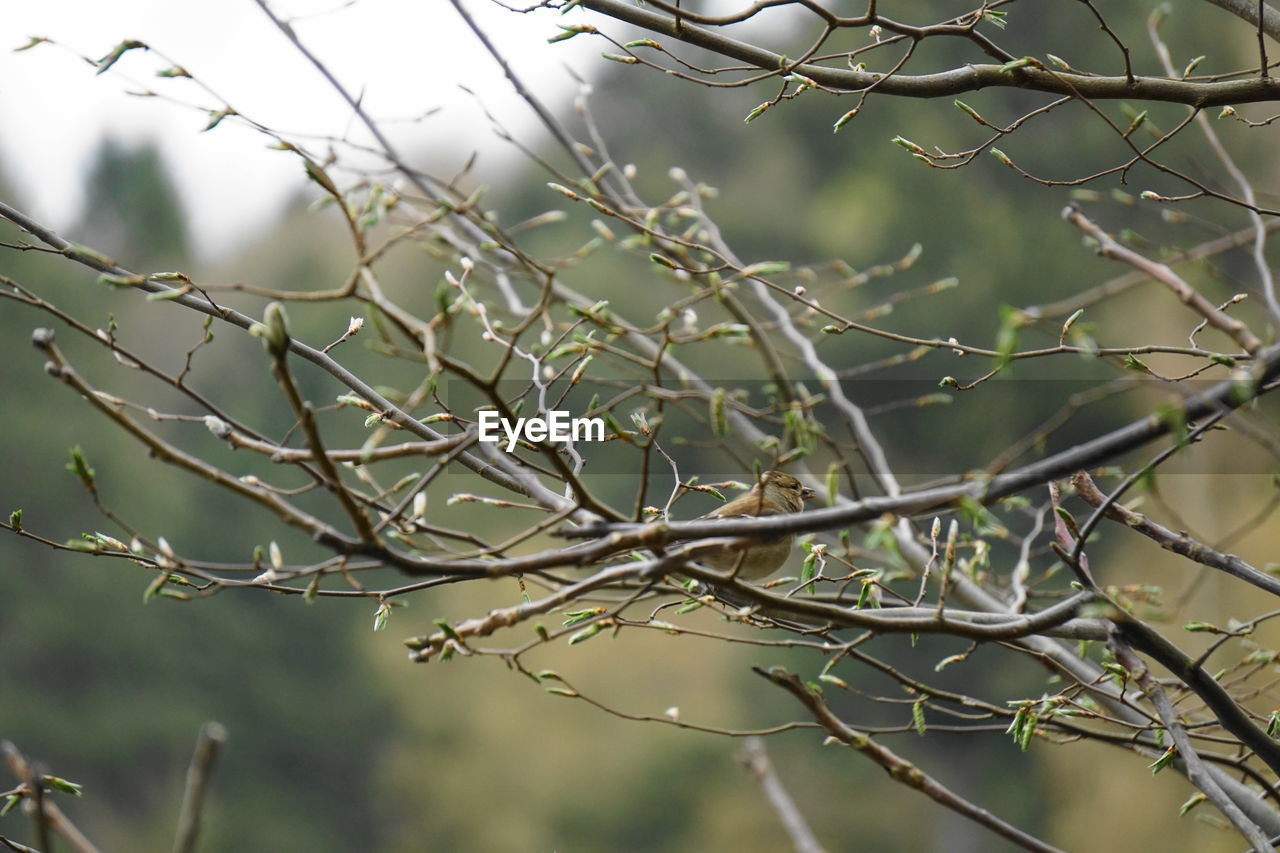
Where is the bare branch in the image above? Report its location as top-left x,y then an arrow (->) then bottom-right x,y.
1073,471 -> 1280,599
1112,641 -> 1272,852
579,0 -> 1280,106
756,667 -> 1066,853
1063,206 -> 1265,355
1200,0 -> 1280,42
739,738 -> 827,853
173,723 -> 227,853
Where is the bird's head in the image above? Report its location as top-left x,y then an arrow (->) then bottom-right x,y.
754,471 -> 816,513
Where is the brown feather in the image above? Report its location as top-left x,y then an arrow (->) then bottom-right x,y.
692,471 -> 814,580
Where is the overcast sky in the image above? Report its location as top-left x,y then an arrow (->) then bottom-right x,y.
0,0 -> 601,257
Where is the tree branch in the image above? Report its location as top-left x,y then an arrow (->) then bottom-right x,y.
1111,641 -> 1271,852
172,723 -> 227,853
0,743 -> 98,853
1201,0 -> 1280,42
1073,471 -> 1280,599
755,667 -> 1066,853
579,0 -> 1280,106
1114,618 -> 1280,779
566,343 -> 1280,543
739,738 -> 827,853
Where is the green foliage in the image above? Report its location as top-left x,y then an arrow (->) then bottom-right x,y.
0,158 -> 395,852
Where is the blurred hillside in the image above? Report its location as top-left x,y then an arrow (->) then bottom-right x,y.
2,4 -> 1279,851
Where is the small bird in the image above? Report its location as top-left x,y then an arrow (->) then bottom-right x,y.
690,471 -> 816,580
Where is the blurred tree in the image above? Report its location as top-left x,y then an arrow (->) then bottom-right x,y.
75,138 -> 190,270
2,3 -> 1280,852
0,152 -> 400,853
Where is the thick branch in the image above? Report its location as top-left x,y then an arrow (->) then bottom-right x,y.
1114,618 -> 1280,779
173,723 -> 227,853
1112,641 -> 1271,852
580,0 -> 1280,106
1202,0 -> 1280,41
405,552 -> 1103,660
567,343 -> 1280,543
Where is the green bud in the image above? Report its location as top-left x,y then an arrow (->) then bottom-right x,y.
96,40 -> 148,75
710,388 -> 728,438
66,446 -> 96,492
832,107 -> 859,133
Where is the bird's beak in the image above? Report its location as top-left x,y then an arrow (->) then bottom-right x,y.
800,486 -> 817,502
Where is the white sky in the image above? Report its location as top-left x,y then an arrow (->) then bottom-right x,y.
0,0 -> 603,257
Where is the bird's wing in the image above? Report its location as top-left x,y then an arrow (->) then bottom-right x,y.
699,503 -> 785,521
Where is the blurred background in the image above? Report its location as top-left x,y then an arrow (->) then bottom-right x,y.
2,1 -> 1279,850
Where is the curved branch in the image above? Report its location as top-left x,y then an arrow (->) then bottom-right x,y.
1201,0 -> 1280,42
580,0 -> 1280,106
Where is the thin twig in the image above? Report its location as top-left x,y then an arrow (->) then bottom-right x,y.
1063,206 -> 1264,354
0,743 -> 99,853
1073,471 -> 1280,599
